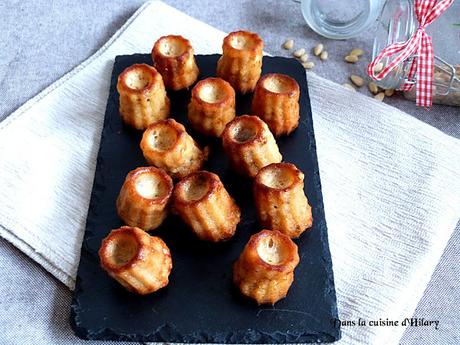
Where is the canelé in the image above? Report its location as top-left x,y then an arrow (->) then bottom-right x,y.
117,63 -> 170,130
140,119 -> 207,179
216,31 -> 263,94
233,229 -> 299,304
172,171 -> 240,241
152,35 -> 199,90
99,226 -> 172,295
254,163 -> 312,238
188,77 -> 236,137
222,115 -> 282,177
116,166 -> 173,231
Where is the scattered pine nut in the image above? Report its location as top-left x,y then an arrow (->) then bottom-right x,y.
283,39 -> 294,50
313,43 -> 324,56
350,75 -> 364,87
374,92 -> 385,101
384,89 -> 394,97
368,81 -> 379,94
300,53 -> 309,62
349,48 -> 364,57
374,62 -> 384,73
344,55 -> 359,63
320,51 -> 328,61
343,83 -> 356,91
293,48 -> 306,58
302,61 -> 315,69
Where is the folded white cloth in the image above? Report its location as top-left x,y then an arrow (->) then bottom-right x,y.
0,1 -> 459,344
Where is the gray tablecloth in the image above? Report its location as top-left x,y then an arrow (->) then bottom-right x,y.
0,1 -> 459,344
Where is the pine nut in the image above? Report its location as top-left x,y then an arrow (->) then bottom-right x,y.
283,39 -> 294,50
384,89 -> 394,97
300,53 -> 309,62
320,51 -> 328,61
313,43 -> 324,56
302,61 -> 315,69
343,83 -> 356,91
349,48 -> 364,57
345,55 -> 359,63
350,75 -> 364,87
374,92 -> 385,101
293,48 -> 306,58
374,62 -> 384,73
368,81 -> 379,94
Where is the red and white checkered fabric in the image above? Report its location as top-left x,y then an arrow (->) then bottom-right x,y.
367,0 -> 453,107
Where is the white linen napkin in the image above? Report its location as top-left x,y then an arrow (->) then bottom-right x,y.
0,1 -> 459,344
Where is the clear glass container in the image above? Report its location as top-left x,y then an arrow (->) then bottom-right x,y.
300,0 -> 384,39
372,0 -> 460,106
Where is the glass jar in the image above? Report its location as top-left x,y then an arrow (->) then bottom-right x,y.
301,0 -> 384,39
372,0 -> 460,106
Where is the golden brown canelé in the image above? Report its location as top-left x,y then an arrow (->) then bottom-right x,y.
222,115 -> 282,178
172,171 -> 241,242
117,63 -> 170,130
140,119 -> 208,179
152,35 -> 199,90
216,31 -> 264,94
233,229 -> 299,305
116,167 -> 173,231
251,73 -> 300,136
188,77 -> 236,137
254,163 -> 312,238
99,226 -> 172,295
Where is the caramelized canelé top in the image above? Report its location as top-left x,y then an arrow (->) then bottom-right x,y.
223,31 -> 264,56
192,77 -> 235,108
142,119 -> 184,154
152,35 -> 193,62
173,171 -> 221,206
99,226 -> 146,273
123,166 -> 173,204
222,115 -> 266,147
255,162 -> 303,193
245,230 -> 299,272
256,73 -> 300,98
117,63 -> 161,95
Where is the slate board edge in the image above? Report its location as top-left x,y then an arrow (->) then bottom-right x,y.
70,54 -> 341,343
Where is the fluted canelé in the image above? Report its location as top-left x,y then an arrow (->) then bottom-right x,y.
116,166 -> 173,231
140,119 -> 207,179
99,226 -> 172,295
152,35 -> 199,90
117,64 -> 170,130
252,73 -> 300,136
188,77 -> 236,137
222,115 -> 282,178
233,229 -> 299,305
217,31 -> 263,94
172,171 -> 240,242
254,163 -> 312,238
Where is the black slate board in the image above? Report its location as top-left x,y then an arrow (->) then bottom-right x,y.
71,54 -> 340,343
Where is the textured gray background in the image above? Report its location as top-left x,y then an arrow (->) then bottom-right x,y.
0,1 -> 459,344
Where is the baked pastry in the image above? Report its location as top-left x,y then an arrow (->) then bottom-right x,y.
140,119 -> 207,179
233,229 -> 299,305
188,77 -> 236,137
251,73 -> 300,136
99,226 -> 172,295
222,115 -> 282,177
216,31 -> 263,94
172,171 -> 240,241
152,35 -> 199,90
116,166 -> 173,231
117,63 -> 170,130
254,163 -> 312,238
